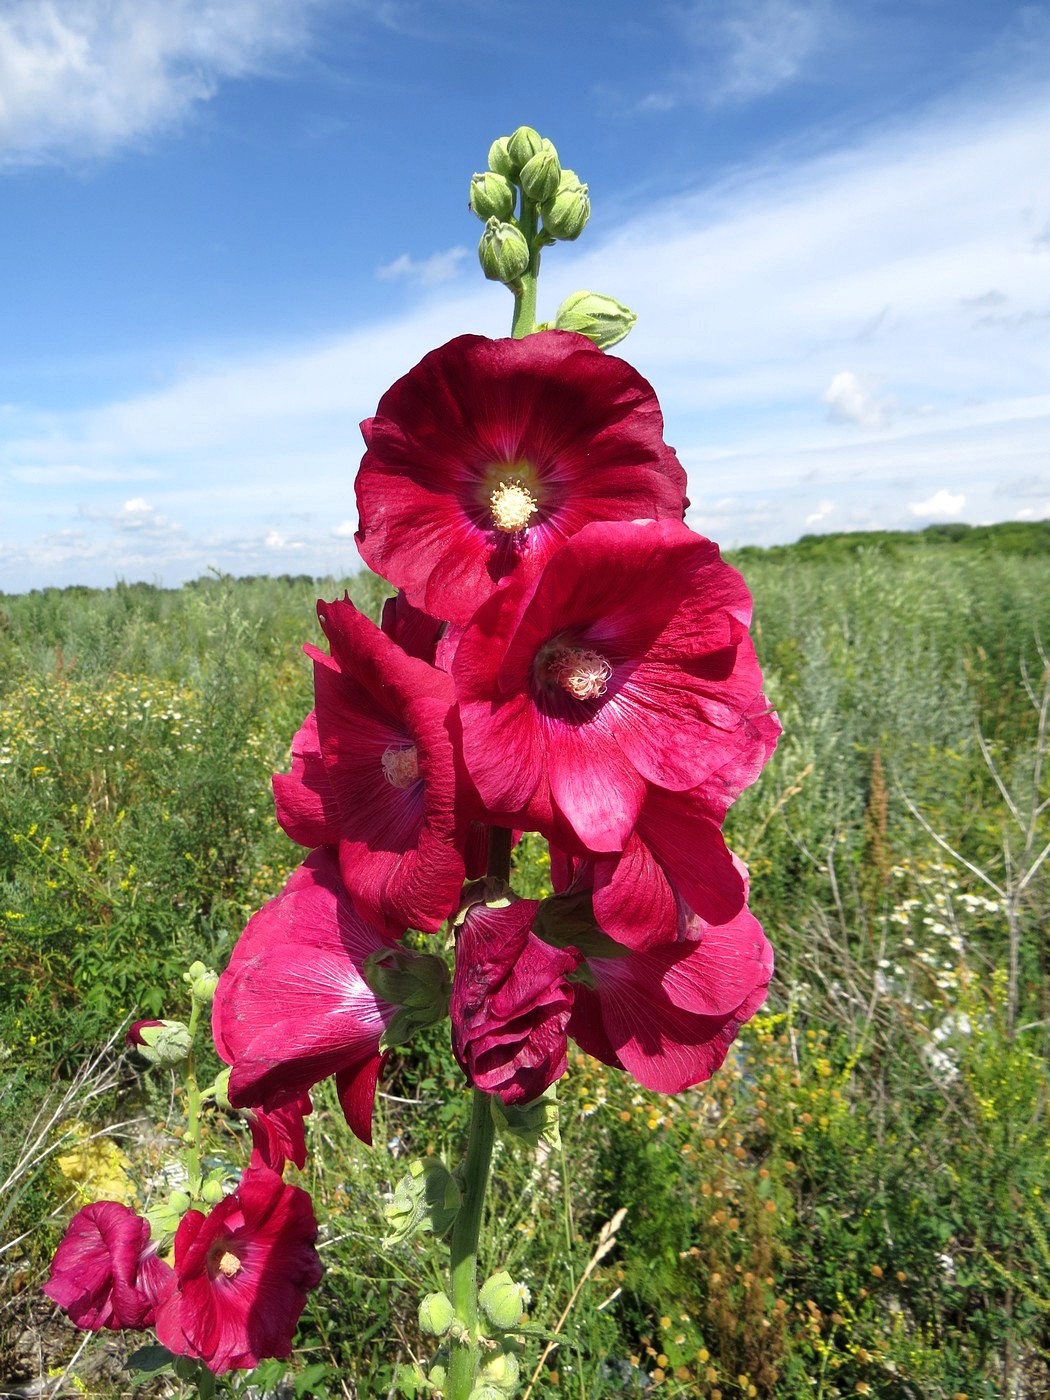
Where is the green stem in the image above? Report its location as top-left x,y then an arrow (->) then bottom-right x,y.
446,822 -> 511,1398
184,997 -> 203,1197
511,195 -> 541,339
446,1087 -> 497,1399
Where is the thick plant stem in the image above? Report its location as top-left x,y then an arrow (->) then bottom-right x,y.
511,196 -> 541,339
446,1087 -> 497,1399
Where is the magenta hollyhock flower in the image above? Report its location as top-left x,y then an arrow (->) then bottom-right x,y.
381,590 -> 446,665
451,894 -> 579,1105
565,905 -> 773,1093
272,596 -> 465,934
247,1092 -> 313,1173
355,332 -> 688,626
212,848 -> 402,1145
43,1202 -> 174,1331
155,1164 -> 322,1374
550,705 -> 781,946
454,518 -> 766,854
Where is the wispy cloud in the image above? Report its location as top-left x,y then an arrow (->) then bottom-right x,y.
909,489 -> 966,519
377,247 -> 471,286
640,0 -> 834,109
821,371 -> 895,430
0,0 -> 319,166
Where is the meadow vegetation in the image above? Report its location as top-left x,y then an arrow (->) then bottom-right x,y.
1,521 -> 1049,1398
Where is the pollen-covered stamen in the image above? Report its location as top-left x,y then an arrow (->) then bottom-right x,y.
215,1249 -> 243,1279
381,744 -> 420,788
538,643 -> 613,702
489,478 -> 538,534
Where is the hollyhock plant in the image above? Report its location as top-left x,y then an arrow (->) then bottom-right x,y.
454,516 -> 765,854
451,889 -> 579,1104
155,1164 -> 322,1374
43,1201 -> 174,1332
213,847 -> 413,1145
273,596 -> 465,933
355,331 -> 688,626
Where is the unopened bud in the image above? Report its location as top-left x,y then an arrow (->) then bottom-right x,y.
506,125 -> 542,175
470,171 -> 515,222
519,139 -> 561,205
553,290 -> 638,350
541,170 -> 590,241
201,1177 -> 225,1204
478,1271 -> 527,1330
478,218 -> 530,285
210,1066 -> 232,1111
126,1018 -> 192,1069
364,947 -> 450,1051
478,1349 -> 520,1394
418,1291 -> 456,1337
487,136 -> 515,179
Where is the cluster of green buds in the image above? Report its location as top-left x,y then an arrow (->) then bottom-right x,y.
420,1270 -> 530,1397
470,124 -> 636,349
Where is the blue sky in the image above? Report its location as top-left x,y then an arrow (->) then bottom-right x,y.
1,0 -> 1048,592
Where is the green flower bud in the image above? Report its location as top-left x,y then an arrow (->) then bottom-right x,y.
488,136 -> 514,179
191,969 -> 219,1005
478,218 -> 530,285
507,125 -> 542,174
553,290 -> 638,350
127,1018 -> 192,1069
491,1082 -> 561,1149
478,1271 -> 527,1330
541,169 -> 590,241
519,139 -> 561,205
470,170 -> 515,222
418,1291 -> 456,1337
169,1190 -> 192,1214
479,1349 -> 520,1394
209,1066 -> 232,1111
201,1177 -> 226,1204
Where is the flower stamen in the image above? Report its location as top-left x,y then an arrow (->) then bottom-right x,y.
489,479 -> 538,534
216,1249 -> 242,1279
538,643 -> 613,702
381,744 -> 420,788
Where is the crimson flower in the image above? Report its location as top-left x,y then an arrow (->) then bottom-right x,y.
549,705 -> 780,946
454,518 -> 765,854
155,1164 -> 322,1374
355,332 -> 687,625
272,596 -> 465,933
212,848 -> 401,1145
247,1092 -> 313,1173
43,1202 -> 174,1332
565,904 -> 773,1093
451,892 -> 578,1104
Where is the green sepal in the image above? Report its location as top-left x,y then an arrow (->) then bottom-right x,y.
490,1084 -> 561,1150
532,888 -> 631,961
382,1158 -> 461,1247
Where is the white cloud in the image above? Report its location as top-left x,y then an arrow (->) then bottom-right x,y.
0,0 -> 317,165
908,489 -> 966,519
821,371 -> 895,430
331,520 -> 357,538
264,529 -> 305,550
114,496 -> 181,534
377,247 -> 471,287
805,500 -> 835,525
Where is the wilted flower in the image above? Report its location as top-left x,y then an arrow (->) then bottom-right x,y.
43,1201 -> 174,1332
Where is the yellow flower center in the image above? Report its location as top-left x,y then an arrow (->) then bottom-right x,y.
216,1250 -> 242,1278
489,479 -> 538,534
381,744 -> 419,788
